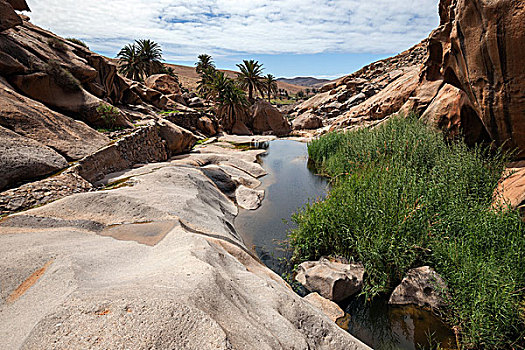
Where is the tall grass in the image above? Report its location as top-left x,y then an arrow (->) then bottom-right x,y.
289,115 -> 525,348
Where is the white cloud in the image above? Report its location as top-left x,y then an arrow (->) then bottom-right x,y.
25,0 -> 440,61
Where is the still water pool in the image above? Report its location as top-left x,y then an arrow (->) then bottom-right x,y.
235,139 -> 455,350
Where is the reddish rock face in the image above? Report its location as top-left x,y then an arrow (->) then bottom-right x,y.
6,0 -> 30,11
420,83 -> 483,143
425,0 -> 525,156
0,77 -> 108,160
145,74 -> 181,96
250,99 -> 291,136
0,0 -> 22,32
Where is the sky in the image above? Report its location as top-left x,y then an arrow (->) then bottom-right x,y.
25,0 -> 440,79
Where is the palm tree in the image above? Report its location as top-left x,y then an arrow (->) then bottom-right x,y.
216,77 -> 248,131
263,74 -> 278,102
200,70 -> 248,131
136,39 -> 163,76
195,54 -> 215,76
197,66 -> 219,97
117,43 -> 144,81
117,39 -> 164,81
236,59 -> 265,101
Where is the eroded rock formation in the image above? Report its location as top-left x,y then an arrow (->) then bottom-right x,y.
423,0 -> 525,155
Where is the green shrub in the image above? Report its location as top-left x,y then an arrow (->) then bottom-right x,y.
44,60 -> 82,92
47,37 -> 68,52
289,115 -> 525,348
65,38 -> 89,49
96,103 -> 120,129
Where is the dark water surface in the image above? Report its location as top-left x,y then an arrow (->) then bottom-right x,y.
235,139 -> 329,272
235,139 -> 455,350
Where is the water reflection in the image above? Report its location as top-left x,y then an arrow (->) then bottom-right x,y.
343,297 -> 455,350
235,139 -> 329,274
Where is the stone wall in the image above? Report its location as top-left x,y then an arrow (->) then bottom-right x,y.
72,124 -> 168,183
0,173 -> 92,215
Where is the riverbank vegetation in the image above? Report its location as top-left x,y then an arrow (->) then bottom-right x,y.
289,115 -> 525,348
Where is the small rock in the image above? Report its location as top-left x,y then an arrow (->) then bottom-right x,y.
235,185 -> 264,210
304,292 -> 345,323
389,266 -> 447,310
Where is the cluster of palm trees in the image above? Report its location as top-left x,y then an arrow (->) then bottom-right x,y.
197,54 -> 278,102
195,54 -> 279,131
117,39 -> 176,82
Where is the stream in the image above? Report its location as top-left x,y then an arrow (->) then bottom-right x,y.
235,139 -> 455,350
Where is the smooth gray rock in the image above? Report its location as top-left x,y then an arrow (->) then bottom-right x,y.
0,126 -> 68,191
304,292 -> 345,323
235,185 -> 264,210
0,152 -> 370,350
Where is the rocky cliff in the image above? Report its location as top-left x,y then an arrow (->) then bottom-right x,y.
292,0 -> 524,159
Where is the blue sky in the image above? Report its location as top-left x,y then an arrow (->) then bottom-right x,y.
26,0 -> 440,79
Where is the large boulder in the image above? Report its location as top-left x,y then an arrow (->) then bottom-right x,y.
0,0 -> 22,32
250,99 -> 291,136
157,119 -> 197,157
423,0 -> 525,157
389,266 -> 447,310
292,112 -> 323,130
420,83 -> 482,143
295,258 -> 365,302
9,70 -> 130,128
231,120 -> 252,135
0,77 -> 108,160
145,74 -> 181,96
0,126 -> 68,191
130,83 -> 169,110
164,111 -> 219,137
197,116 -> 216,136
494,163 -> 525,211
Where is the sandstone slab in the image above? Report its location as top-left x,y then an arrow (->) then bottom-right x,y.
0,161 -> 369,350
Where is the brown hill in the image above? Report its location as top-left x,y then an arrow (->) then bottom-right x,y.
164,63 -> 306,94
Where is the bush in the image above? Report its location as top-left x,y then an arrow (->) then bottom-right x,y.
47,37 -> 68,52
289,115 -> 525,348
44,60 -> 82,92
65,38 -> 89,49
96,103 -> 120,129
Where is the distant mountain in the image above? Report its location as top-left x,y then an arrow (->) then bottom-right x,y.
277,77 -> 330,88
